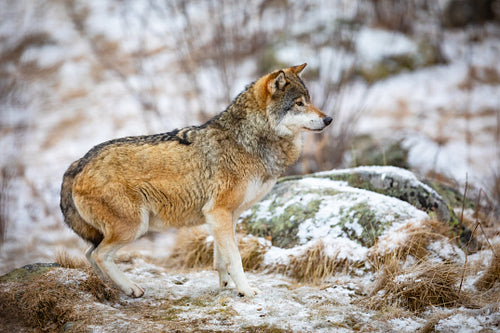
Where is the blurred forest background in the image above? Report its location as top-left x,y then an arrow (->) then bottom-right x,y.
1,0 -> 499,272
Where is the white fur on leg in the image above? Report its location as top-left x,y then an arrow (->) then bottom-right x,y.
214,242 -> 233,288
92,243 -> 144,298
204,208 -> 258,297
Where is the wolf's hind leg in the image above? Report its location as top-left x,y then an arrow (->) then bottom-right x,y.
92,240 -> 144,298
85,245 -> 107,281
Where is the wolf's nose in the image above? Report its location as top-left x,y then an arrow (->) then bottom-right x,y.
323,117 -> 333,126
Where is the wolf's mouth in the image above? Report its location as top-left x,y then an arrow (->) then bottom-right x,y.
302,126 -> 326,132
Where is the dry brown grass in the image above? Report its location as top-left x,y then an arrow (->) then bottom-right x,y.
367,258 -> 469,313
239,236 -> 268,271
365,220 -> 477,313
475,244 -> 500,291
0,267 -> 119,331
167,227 -> 214,269
370,219 -> 454,269
54,249 -> 89,269
270,240 -> 354,284
81,270 -> 120,303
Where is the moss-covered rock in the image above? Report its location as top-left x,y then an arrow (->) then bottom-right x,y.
242,182 -> 337,248
0,263 -> 61,282
242,166 -> 476,250
241,169 -> 430,249
312,167 -> 477,248
338,202 -> 382,247
314,166 -> 451,223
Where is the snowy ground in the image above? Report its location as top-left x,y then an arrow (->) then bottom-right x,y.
3,246 -> 498,332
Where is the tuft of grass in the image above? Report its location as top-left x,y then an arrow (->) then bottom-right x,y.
270,240 -> 354,284
474,244 -> 500,291
367,258 -> 469,313
0,267 -> 120,331
366,220 -> 474,313
54,249 -> 88,269
168,227 -> 214,269
1,270 -> 79,329
240,236 -> 268,271
81,270 -> 120,303
370,219 -> 454,268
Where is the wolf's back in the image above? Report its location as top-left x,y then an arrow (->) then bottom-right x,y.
60,160 -> 103,247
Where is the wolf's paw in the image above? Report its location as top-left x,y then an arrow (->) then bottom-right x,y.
127,284 -> 145,298
219,274 -> 234,289
237,287 -> 261,297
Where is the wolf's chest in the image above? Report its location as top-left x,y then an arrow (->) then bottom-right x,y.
236,178 -> 277,215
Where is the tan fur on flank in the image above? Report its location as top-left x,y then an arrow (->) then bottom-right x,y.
60,64 -> 332,297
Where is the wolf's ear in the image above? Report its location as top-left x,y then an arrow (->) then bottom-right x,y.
290,63 -> 307,75
268,70 -> 287,95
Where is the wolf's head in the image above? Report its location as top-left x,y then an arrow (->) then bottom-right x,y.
254,63 -> 332,136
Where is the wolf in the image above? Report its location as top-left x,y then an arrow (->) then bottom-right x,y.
60,63 -> 332,298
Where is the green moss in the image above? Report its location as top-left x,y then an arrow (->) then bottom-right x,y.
0,263 -> 61,283
425,180 -> 475,210
245,198 -> 322,248
338,202 -> 387,247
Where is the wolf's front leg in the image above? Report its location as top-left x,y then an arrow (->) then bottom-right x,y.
205,208 -> 259,297
214,242 -> 233,288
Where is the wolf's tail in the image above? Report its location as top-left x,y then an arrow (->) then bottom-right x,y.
60,161 -> 103,247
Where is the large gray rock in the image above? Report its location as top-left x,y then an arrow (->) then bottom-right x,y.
240,167 -> 432,250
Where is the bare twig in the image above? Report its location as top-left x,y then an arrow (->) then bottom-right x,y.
458,189 -> 481,293
458,172 -> 469,242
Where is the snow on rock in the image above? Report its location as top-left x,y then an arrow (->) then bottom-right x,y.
315,166 -> 451,222
242,167 -> 431,269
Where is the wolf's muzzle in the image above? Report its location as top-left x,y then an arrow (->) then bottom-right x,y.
323,116 -> 333,126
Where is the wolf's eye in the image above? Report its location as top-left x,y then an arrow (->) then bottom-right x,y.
296,101 -> 304,107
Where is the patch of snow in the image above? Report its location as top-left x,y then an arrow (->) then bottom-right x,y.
435,312 -> 484,333
323,236 -> 369,262
263,245 -> 307,267
389,317 -> 425,333
355,27 -> 418,62
295,177 -> 429,246
427,239 -> 465,263
372,219 -> 426,255
317,165 -> 439,197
